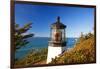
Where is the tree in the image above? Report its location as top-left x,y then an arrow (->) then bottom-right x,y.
14,23 -> 34,51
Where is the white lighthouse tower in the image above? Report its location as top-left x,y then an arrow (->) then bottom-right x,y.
47,16 -> 66,64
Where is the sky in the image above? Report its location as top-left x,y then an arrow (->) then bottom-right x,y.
15,3 -> 95,37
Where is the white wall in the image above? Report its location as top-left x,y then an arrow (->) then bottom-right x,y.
0,0 -> 100,69
47,46 -> 65,63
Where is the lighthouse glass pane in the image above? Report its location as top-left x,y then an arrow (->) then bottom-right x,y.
51,29 -> 55,41
61,29 -> 65,41
52,29 -> 63,41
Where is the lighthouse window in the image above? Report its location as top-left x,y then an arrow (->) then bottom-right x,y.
54,31 -> 62,41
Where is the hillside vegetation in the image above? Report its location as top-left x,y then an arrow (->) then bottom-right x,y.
50,33 -> 95,64
14,32 -> 95,67
14,48 -> 48,67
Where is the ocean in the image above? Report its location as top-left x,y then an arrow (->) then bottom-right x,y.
15,37 -> 77,59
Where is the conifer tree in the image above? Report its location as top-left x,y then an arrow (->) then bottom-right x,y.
15,23 -> 34,51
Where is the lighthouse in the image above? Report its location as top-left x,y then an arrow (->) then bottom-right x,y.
47,16 -> 66,64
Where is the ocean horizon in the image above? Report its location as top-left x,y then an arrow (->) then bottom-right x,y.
15,37 -> 78,59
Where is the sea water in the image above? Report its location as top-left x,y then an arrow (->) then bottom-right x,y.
15,37 -> 77,59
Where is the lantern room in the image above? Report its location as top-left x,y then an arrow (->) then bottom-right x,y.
49,16 -> 66,47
